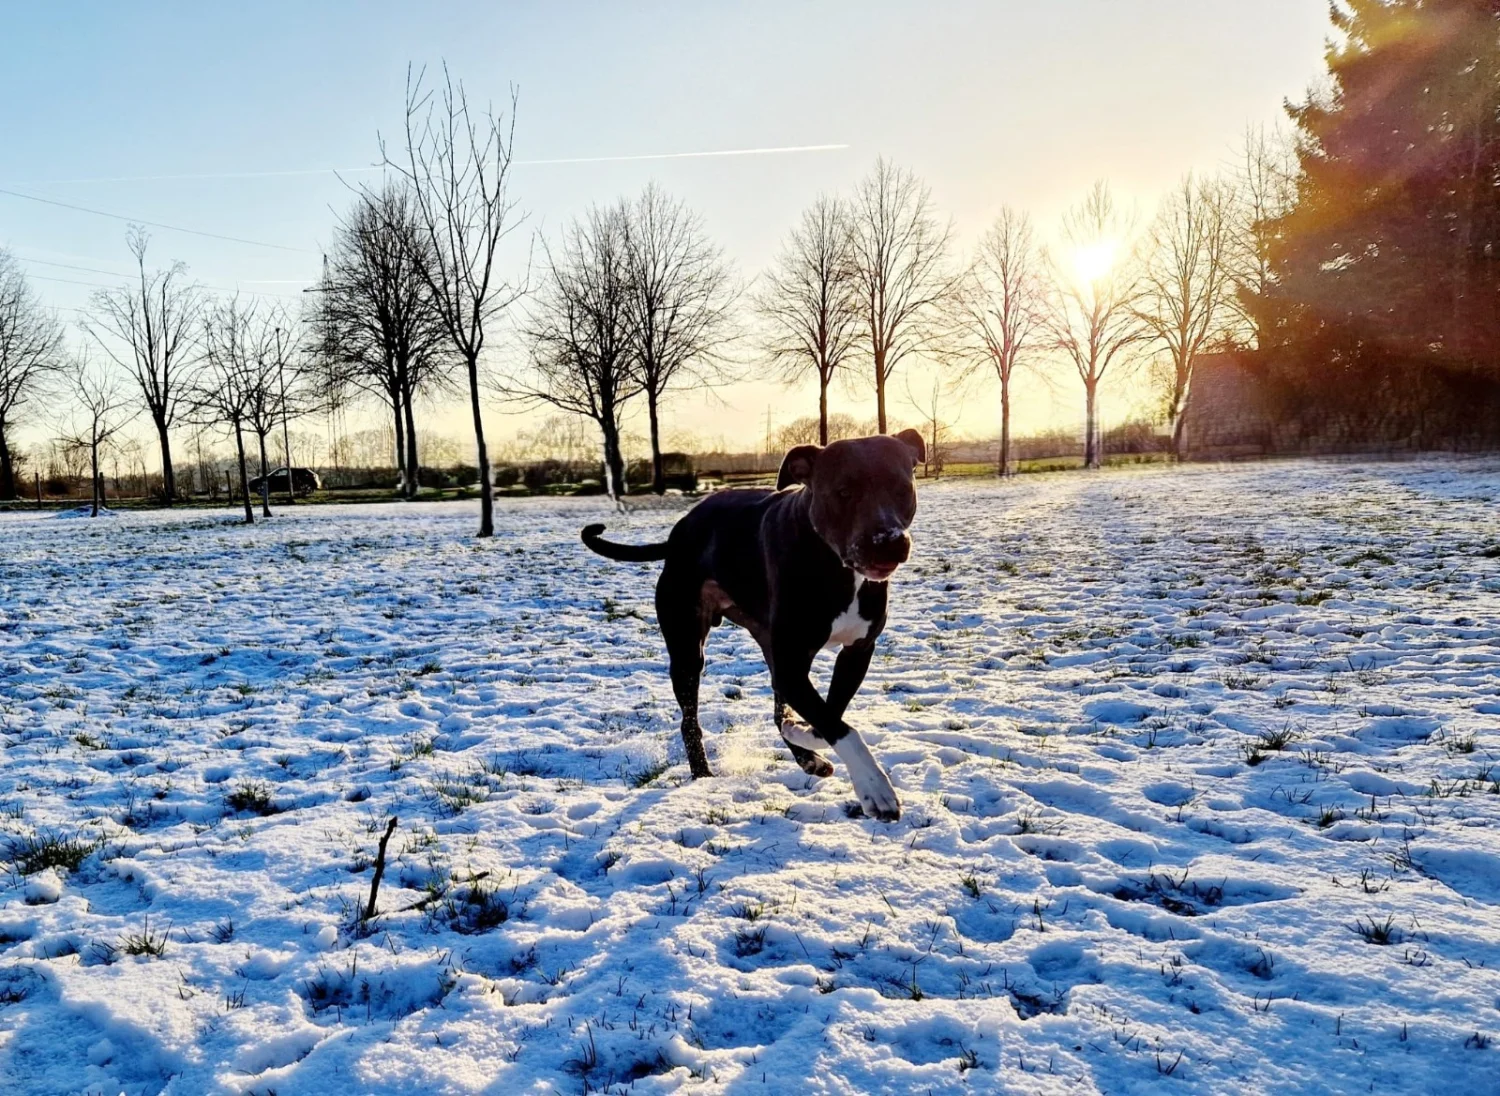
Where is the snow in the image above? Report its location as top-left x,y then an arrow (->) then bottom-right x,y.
1,457 -> 1498,1094
53,505 -> 119,519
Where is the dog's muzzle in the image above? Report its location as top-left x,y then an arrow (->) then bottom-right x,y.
853,528 -> 911,580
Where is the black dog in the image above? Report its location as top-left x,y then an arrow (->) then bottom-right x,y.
581,430 -> 926,821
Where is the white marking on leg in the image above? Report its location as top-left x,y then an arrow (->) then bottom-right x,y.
832,727 -> 901,821
780,720 -> 824,751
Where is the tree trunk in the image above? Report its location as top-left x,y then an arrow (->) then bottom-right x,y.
90,443 -> 101,517
281,406 -> 295,507
1084,382 -> 1099,469
1170,352 -> 1191,462
257,432 -> 272,518
600,420 -> 626,501
233,422 -> 254,525
156,419 -> 176,506
0,424 -> 14,501
402,382 -> 420,500
874,347 -> 888,433
999,378 -> 1011,477
392,394 -> 408,497
647,391 -> 664,495
818,380 -> 829,446
466,353 -> 494,538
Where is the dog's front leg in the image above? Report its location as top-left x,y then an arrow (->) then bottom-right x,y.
772,650 -> 900,822
825,641 -> 876,721
775,691 -> 835,778
778,643 -> 873,779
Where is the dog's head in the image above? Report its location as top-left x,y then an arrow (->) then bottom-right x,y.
777,429 -> 926,582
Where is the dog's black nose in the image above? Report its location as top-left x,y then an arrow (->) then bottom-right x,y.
867,528 -> 911,564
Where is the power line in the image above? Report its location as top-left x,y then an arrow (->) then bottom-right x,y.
0,185 -> 312,253
9,144 -> 852,186
18,257 -> 133,279
17,256 -> 308,297
26,270 -> 304,302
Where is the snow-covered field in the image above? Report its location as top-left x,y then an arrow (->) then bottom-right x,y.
2,459 -> 1499,1096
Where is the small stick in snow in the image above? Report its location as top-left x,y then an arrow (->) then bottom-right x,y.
363,816 -> 399,922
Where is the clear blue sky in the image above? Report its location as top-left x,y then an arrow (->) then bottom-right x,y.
2,1 -> 1331,451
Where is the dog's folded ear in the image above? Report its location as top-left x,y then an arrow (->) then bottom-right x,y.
776,444 -> 821,490
893,428 -> 927,465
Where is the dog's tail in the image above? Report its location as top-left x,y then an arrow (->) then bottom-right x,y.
580,524 -> 670,563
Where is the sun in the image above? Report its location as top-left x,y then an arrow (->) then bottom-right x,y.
1071,239 -> 1120,285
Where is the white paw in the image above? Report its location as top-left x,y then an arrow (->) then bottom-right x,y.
851,765 -> 901,822
832,730 -> 902,823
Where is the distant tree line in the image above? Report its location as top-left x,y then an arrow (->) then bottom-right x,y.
4,12 -> 1495,522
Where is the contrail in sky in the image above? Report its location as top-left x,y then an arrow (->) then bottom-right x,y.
11,144 -> 851,186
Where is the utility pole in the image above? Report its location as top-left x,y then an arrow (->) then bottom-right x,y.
275,325 -> 295,505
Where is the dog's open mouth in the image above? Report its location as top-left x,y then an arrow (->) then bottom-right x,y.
855,561 -> 899,582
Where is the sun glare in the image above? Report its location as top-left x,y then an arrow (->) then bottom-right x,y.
1072,239 -> 1119,285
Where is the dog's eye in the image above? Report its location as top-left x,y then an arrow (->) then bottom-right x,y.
837,487 -> 852,501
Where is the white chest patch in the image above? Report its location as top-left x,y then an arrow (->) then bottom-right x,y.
826,576 -> 870,649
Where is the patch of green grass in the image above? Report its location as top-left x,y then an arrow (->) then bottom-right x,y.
1295,589 -> 1334,606
1316,806 -> 1344,829
1352,913 -> 1401,945
7,831 -> 99,875
733,926 -> 766,957
1445,733 -> 1477,756
1258,725 -> 1298,752
602,598 -> 643,623
452,882 -> 509,934
429,772 -> 490,816
120,916 -> 169,958
224,782 -> 278,816
629,760 -> 670,788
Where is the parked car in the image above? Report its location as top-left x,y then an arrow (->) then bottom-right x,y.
625,452 -> 698,493
247,467 -> 322,497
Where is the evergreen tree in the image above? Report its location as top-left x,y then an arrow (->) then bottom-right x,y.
1254,0 -> 1500,444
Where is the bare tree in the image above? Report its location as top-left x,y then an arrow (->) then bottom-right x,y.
755,195 -> 860,446
58,351 -> 136,516
621,184 -> 736,494
1229,124 -> 1299,350
509,205 -> 639,498
848,158 -> 954,432
194,298 -> 260,524
1044,181 -> 1150,469
951,208 -> 1046,475
1138,174 -> 1237,458
0,249 -> 63,499
85,227 -> 201,504
381,65 -> 526,536
319,187 -> 451,499
904,373 -> 953,478
235,305 -> 313,518
773,411 -> 873,451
